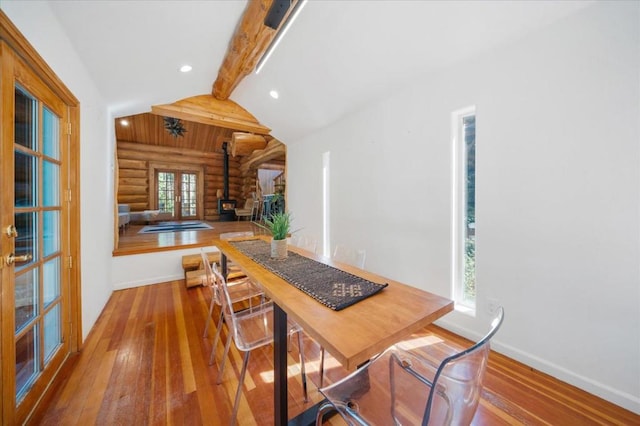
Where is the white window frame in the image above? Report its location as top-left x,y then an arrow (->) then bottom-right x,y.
451,106 -> 476,313
322,151 -> 331,258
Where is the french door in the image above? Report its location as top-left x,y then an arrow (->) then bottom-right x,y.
0,40 -> 76,424
156,170 -> 198,221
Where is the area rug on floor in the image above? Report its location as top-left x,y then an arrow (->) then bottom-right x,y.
138,221 -> 213,234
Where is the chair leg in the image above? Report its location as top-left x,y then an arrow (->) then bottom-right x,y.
231,351 -> 250,426
297,331 -> 308,402
315,401 -> 336,425
208,311 -> 225,366
216,331 -> 233,384
319,347 -> 325,388
203,295 -> 216,338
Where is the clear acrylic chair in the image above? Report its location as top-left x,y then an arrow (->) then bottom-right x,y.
214,261 -> 309,425
290,234 -> 318,254
333,244 -> 366,269
219,231 -> 254,280
316,307 -> 504,425
317,245 -> 367,387
201,250 -> 263,366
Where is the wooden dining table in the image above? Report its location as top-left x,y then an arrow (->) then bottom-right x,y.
213,236 -> 454,425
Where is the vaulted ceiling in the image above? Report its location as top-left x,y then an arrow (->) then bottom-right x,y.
47,0 -> 593,146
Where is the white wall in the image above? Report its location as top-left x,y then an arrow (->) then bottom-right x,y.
4,0 -> 638,414
112,246 -> 218,290
2,1 -> 113,339
288,2 -> 640,413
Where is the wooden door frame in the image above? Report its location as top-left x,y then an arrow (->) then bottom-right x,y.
0,11 -> 81,424
148,162 -> 204,220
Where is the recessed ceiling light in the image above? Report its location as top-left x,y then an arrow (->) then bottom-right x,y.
120,119 -> 129,126
269,90 -> 279,99
180,65 -> 193,73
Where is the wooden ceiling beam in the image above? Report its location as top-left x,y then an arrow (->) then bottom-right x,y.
212,0 -> 298,100
151,94 -> 270,135
255,161 -> 286,170
213,0 -> 273,100
240,138 -> 286,175
230,132 -> 268,157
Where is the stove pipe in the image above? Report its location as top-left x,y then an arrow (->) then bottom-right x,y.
222,142 -> 229,199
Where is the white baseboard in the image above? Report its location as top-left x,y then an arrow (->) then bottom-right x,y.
436,319 -> 640,415
111,245 -> 218,291
112,273 -> 184,290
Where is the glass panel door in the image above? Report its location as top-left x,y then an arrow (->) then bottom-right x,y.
156,170 -> 198,221
1,29 -> 76,425
13,86 -> 64,402
180,172 -> 197,219
157,171 -> 176,219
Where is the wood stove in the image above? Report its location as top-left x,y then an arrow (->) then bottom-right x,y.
218,199 -> 236,221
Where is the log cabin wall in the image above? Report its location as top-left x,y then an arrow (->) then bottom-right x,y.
116,141 -> 255,221
240,174 -> 258,201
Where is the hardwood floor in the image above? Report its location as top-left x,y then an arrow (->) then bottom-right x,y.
115,220 -> 268,256
30,280 -> 638,425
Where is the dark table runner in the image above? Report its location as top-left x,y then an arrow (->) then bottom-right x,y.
230,239 -> 388,311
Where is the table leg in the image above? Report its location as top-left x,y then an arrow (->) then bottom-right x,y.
274,304 -> 288,425
221,253 -> 228,279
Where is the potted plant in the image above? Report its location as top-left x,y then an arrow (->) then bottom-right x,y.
258,211 -> 291,259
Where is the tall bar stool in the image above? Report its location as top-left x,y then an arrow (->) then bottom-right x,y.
317,307 -> 505,425
332,244 -> 366,269
213,262 -> 308,425
316,245 -> 367,387
290,234 -> 318,254
200,250 -> 263,366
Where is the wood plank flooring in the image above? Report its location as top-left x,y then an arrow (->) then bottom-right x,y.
30,280 -> 639,425
115,220 -> 268,256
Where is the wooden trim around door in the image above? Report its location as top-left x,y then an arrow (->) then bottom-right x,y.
0,10 -> 82,425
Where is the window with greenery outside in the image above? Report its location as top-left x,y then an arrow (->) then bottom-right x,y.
463,115 -> 475,305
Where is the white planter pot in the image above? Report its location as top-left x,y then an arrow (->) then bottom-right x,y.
271,238 -> 288,259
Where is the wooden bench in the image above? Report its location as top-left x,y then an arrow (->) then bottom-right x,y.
182,252 -> 220,288
185,269 -> 206,287
181,251 -> 249,288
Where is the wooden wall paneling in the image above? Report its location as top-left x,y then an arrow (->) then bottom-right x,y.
122,203 -> 148,212
116,140 -> 245,221
117,185 -> 147,195
118,177 -> 146,187
116,146 -> 149,208
204,177 -> 242,187
117,194 -> 148,203
117,141 -> 221,160
117,169 -> 147,179
118,158 -> 146,170
116,113 -> 235,154
116,130 -> 253,223
117,149 -> 211,165
240,173 -> 258,202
